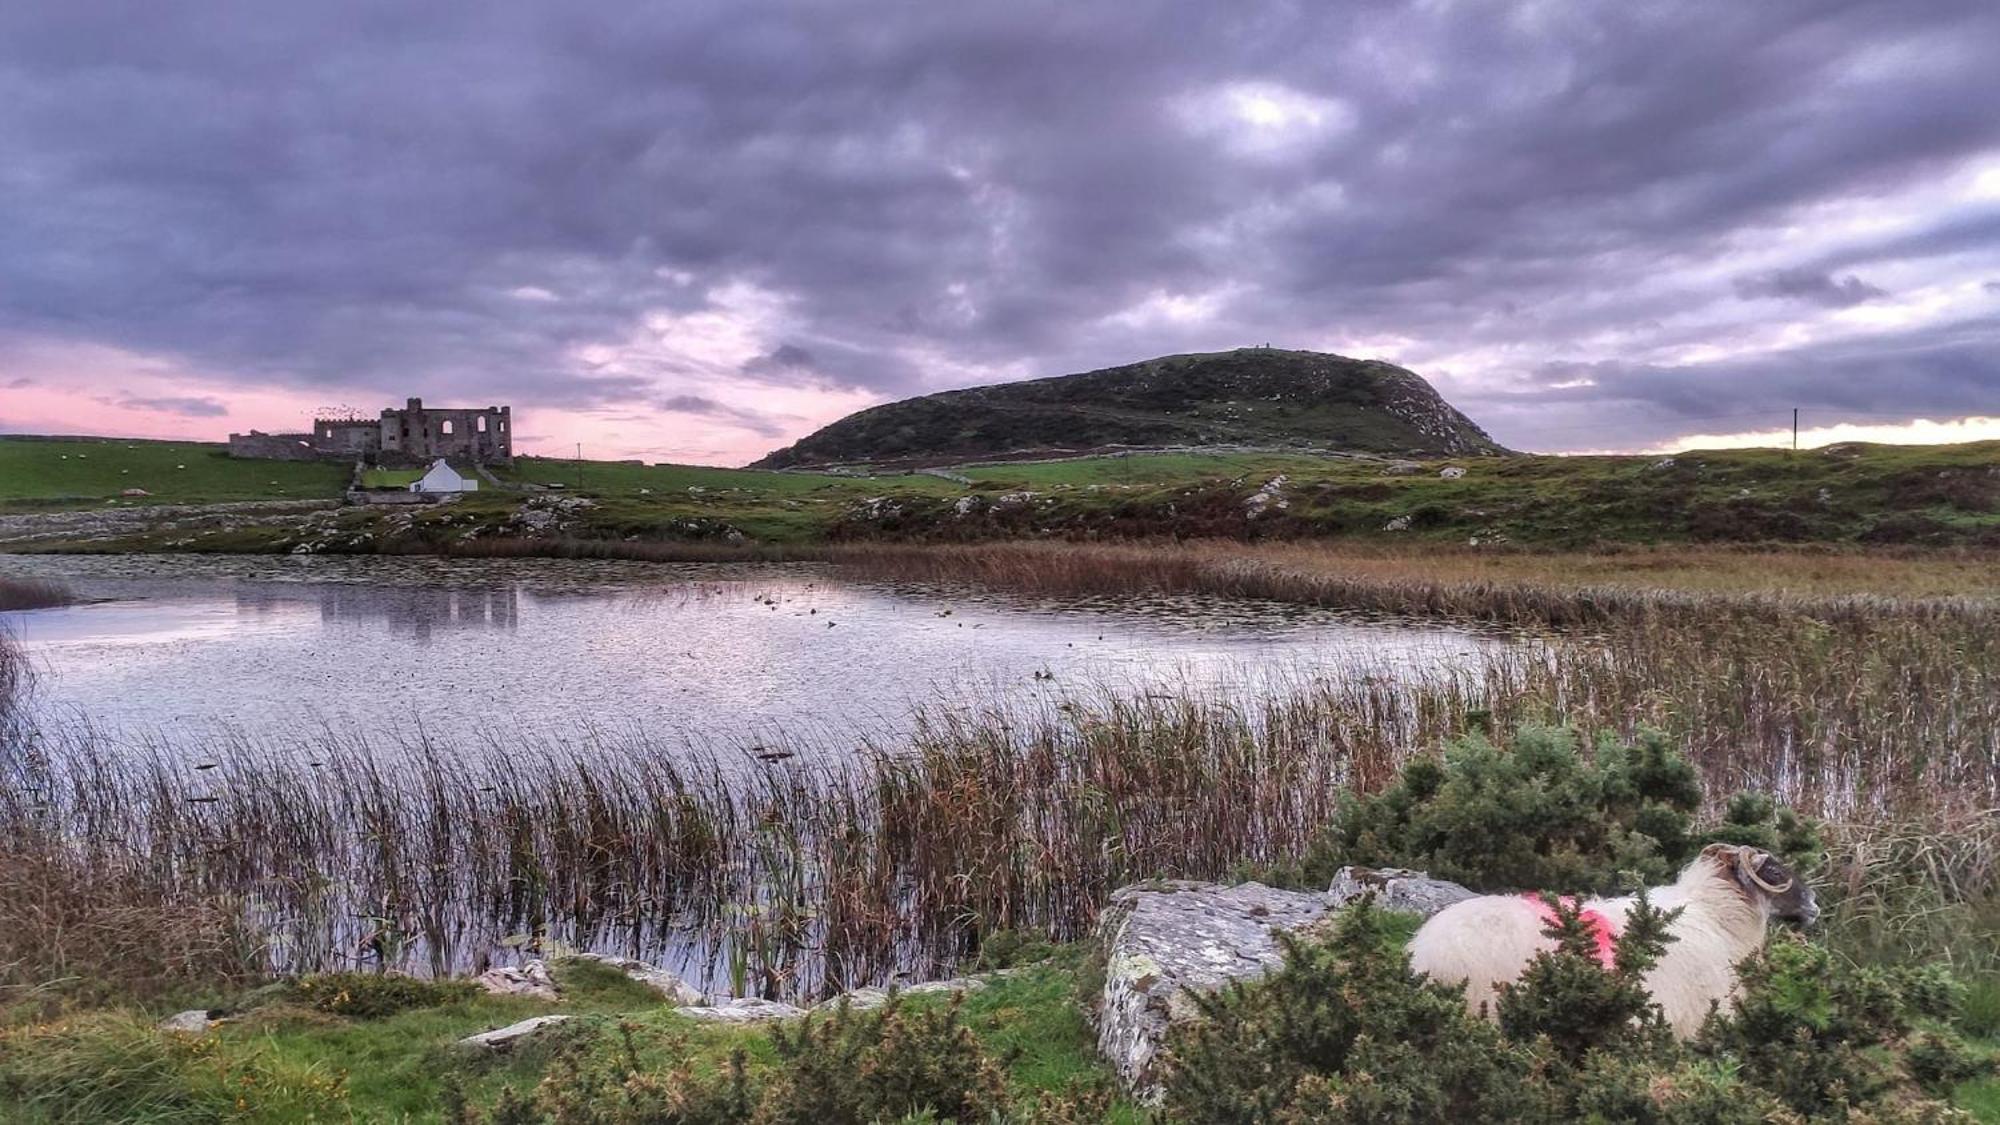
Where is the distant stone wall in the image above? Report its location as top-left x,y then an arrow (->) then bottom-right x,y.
227,432 -> 329,461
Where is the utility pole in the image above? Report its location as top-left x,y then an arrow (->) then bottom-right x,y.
576,442 -> 584,490
1791,408 -> 1799,453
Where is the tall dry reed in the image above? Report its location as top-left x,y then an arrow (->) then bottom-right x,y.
0,552 -> 1992,1001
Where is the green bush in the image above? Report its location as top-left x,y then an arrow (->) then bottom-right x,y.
452,994 -> 1019,1124
1301,724 -> 1819,894
286,972 -> 477,1019
1160,901 -> 1987,1123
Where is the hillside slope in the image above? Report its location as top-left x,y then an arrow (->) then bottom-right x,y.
751,348 -> 1507,469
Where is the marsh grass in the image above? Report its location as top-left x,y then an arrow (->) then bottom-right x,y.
0,551 -> 1993,1007
0,576 -> 73,612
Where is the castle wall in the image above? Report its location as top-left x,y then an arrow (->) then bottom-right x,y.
379,399 -> 512,464
231,399 -> 512,463
226,431 -> 328,461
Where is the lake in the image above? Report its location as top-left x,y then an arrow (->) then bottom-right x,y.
0,553 -> 1499,760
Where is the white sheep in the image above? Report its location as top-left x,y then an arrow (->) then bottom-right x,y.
1407,844 -> 1817,1036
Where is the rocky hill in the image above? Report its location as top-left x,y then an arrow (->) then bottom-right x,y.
750,349 -> 1508,469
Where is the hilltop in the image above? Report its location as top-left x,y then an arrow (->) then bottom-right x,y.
750,348 -> 1507,469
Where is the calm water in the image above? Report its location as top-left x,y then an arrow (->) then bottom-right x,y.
1,553 -> 1498,758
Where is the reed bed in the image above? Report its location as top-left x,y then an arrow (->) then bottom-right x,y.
0,550 -> 1993,1003
0,576 -> 73,612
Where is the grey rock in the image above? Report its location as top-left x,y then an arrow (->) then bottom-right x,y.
158,1010 -> 215,1035
1383,460 -> 1423,475
564,953 -> 703,1005
1325,866 -> 1476,917
475,959 -> 559,1001
1439,466 -> 1466,479
1093,880 -> 1335,1101
674,998 -> 808,1024
457,1015 -> 571,1051
1383,514 -> 1413,532
820,976 -> 990,1012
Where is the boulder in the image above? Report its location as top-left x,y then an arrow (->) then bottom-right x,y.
158,1009 -> 215,1035
1093,881 -> 1334,1100
1383,514 -> 1412,532
1325,866 -> 1476,916
1093,871 -> 1475,1101
457,1015 -> 570,1052
673,997 -> 808,1024
820,976 -> 990,1013
564,953 -> 703,1005
1438,466 -> 1466,480
1383,460 -> 1424,475
475,959 -> 559,1001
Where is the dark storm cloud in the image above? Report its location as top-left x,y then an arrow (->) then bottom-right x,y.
2,0 -> 1999,452
1733,268 -> 1887,308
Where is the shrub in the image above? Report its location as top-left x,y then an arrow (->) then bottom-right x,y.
1161,902 -> 1983,1123
1163,901 -> 1547,1123
1302,724 -> 1818,894
454,994 -> 1015,1124
286,972 -> 476,1019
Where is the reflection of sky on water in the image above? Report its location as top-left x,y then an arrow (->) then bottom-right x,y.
1,554 -> 1502,758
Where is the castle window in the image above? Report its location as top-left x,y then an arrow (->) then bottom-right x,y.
476,416 -> 487,433
441,420 -> 455,435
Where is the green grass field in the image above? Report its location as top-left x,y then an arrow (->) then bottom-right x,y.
0,438 -> 350,511
4,435 -> 1996,550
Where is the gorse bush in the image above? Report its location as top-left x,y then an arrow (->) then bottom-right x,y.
286,972 -> 477,1019
450,994 -> 1115,1124
1302,725 -> 1821,894
1162,900 -> 1990,1123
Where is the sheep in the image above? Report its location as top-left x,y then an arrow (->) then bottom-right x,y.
1406,843 -> 1818,1036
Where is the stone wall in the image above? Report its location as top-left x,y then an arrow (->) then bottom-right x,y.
225,432 -> 327,461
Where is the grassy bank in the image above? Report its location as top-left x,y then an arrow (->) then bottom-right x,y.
5,436 -> 1997,549
0,437 -> 350,511
2,539 -> 1996,1118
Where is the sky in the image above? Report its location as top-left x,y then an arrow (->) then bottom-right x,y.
2,1 -> 1998,465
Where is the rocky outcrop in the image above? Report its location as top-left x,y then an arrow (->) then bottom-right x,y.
566,953 -> 704,1005
475,959 -> 559,1001
673,998 -> 810,1024
457,1015 -> 571,1052
158,1009 -> 217,1035
1093,870 -> 1472,1101
1325,866 -> 1475,916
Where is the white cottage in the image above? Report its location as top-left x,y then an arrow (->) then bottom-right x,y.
410,459 -> 479,494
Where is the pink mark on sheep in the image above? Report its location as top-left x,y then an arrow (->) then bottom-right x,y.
1520,894 -> 1622,969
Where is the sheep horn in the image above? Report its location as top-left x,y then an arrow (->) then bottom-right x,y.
1735,848 -> 1792,894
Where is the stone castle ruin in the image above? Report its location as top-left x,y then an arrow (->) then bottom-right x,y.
229,399 -> 512,465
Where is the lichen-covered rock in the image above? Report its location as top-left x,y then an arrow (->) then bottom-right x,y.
158,1010 -> 215,1035
819,976 -> 991,1012
673,998 -> 808,1023
1325,866 -> 1475,917
475,959 -> 559,1001
457,1015 -> 570,1051
1093,880 -> 1334,1101
564,953 -> 703,1005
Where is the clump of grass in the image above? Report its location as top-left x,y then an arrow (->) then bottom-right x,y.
0,1011 -> 349,1121
0,577 -> 72,612
286,973 -> 476,1019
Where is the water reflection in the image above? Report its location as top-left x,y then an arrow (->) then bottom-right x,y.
1,553 -> 1506,758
